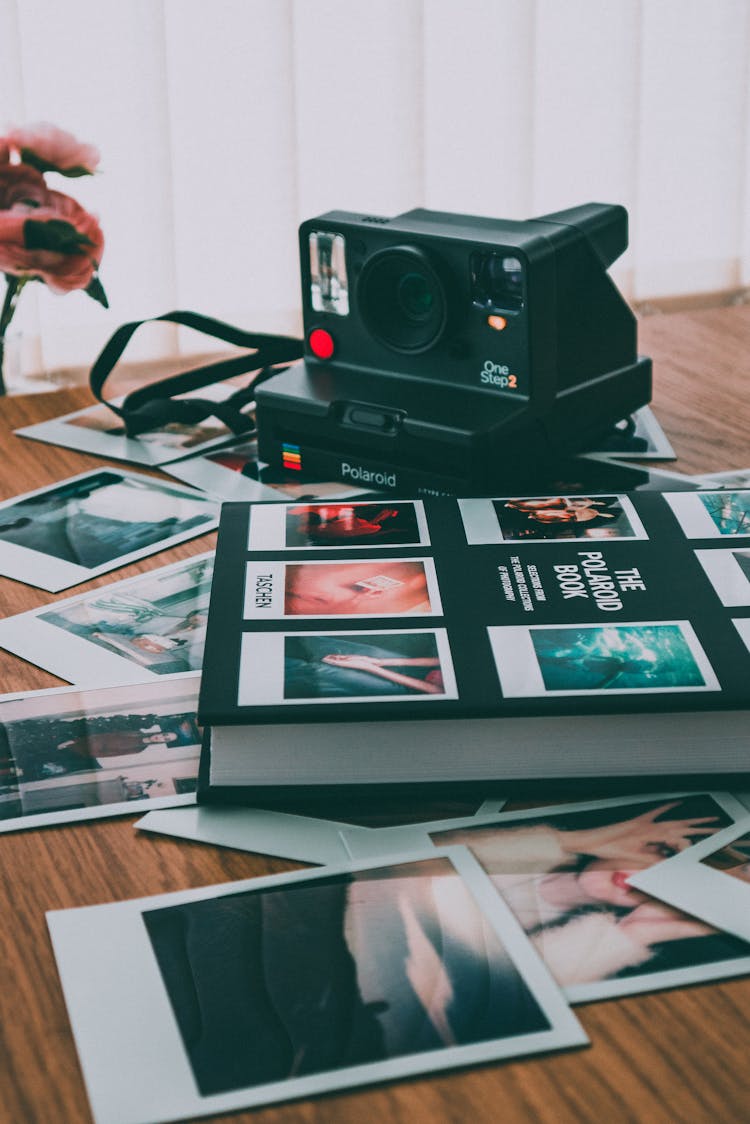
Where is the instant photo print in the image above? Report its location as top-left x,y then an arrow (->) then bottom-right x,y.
255,203 -> 652,495
0,552 -> 214,685
0,470 -> 219,591
0,675 -> 201,832
629,815 -> 750,944
15,383 -> 250,467
47,847 -> 586,1124
340,792 -> 750,1004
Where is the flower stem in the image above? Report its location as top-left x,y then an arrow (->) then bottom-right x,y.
0,276 -> 26,396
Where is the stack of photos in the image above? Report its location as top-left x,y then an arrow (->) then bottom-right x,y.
0,552 -> 214,685
167,435 -> 371,503
629,817 -> 750,943
0,469 -> 219,591
0,676 -> 201,831
340,793 -> 750,1003
47,848 -> 586,1123
585,406 -> 676,461
14,383 -> 252,467
136,796 -> 507,866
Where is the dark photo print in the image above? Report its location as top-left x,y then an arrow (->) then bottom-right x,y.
143,856 -> 550,1097
430,796 -> 746,989
285,503 -> 421,548
284,632 -> 447,699
0,681 -> 201,824
493,495 -> 640,542
0,471 -> 215,568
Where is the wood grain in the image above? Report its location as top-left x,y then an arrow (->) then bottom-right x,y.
0,305 -> 748,1124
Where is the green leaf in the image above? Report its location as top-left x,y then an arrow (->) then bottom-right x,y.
19,147 -> 93,177
24,218 -> 94,255
85,274 -> 109,309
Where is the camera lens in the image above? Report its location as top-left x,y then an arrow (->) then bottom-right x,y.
358,246 -> 447,353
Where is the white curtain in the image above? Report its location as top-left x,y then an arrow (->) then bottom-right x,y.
1,0 -> 749,379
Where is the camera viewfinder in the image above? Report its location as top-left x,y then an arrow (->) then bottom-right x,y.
310,231 -> 349,315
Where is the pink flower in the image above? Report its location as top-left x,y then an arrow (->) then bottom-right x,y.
5,122 -> 100,177
0,189 -> 104,294
0,163 -> 51,211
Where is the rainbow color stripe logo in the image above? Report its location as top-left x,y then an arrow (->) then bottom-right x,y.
282,442 -> 302,471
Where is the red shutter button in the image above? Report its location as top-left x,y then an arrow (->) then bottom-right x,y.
308,328 -> 335,360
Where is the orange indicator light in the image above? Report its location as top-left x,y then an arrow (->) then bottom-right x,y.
487,315 -> 507,331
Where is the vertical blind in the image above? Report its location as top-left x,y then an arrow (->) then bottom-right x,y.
1,0 -> 749,378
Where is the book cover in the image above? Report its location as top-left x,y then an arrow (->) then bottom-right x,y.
198,493 -> 750,795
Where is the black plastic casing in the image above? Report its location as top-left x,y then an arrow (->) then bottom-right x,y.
255,203 -> 652,494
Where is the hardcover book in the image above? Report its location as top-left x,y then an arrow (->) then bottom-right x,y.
198,493 -> 750,801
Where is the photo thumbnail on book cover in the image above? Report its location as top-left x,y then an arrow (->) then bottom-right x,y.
243,557 -> 442,620
238,628 -> 458,706
0,552 -> 214,685
247,500 -> 430,551
0,675 -> 201,831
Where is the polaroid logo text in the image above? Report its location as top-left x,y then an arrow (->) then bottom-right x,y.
480,360 -> 518,389
341,462 -> 397,488
254,574 -> 273,608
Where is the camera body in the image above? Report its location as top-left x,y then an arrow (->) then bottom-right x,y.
255,204 -> 652,494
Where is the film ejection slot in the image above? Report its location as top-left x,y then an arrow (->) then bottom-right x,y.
340,404 -> 401,436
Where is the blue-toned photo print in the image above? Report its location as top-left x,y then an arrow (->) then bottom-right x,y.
488,621 -> 719,697
666,491 -> 750,540
532,625 -> 707,692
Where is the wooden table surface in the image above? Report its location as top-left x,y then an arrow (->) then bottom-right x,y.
0,304 -> 749,1124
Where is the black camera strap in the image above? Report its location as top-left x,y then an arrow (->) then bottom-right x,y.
89,310 -> 303,438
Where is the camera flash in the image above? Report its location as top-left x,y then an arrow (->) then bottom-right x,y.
487,315 -> 507,331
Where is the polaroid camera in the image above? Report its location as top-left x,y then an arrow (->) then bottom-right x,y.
255,203 -> 652,494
